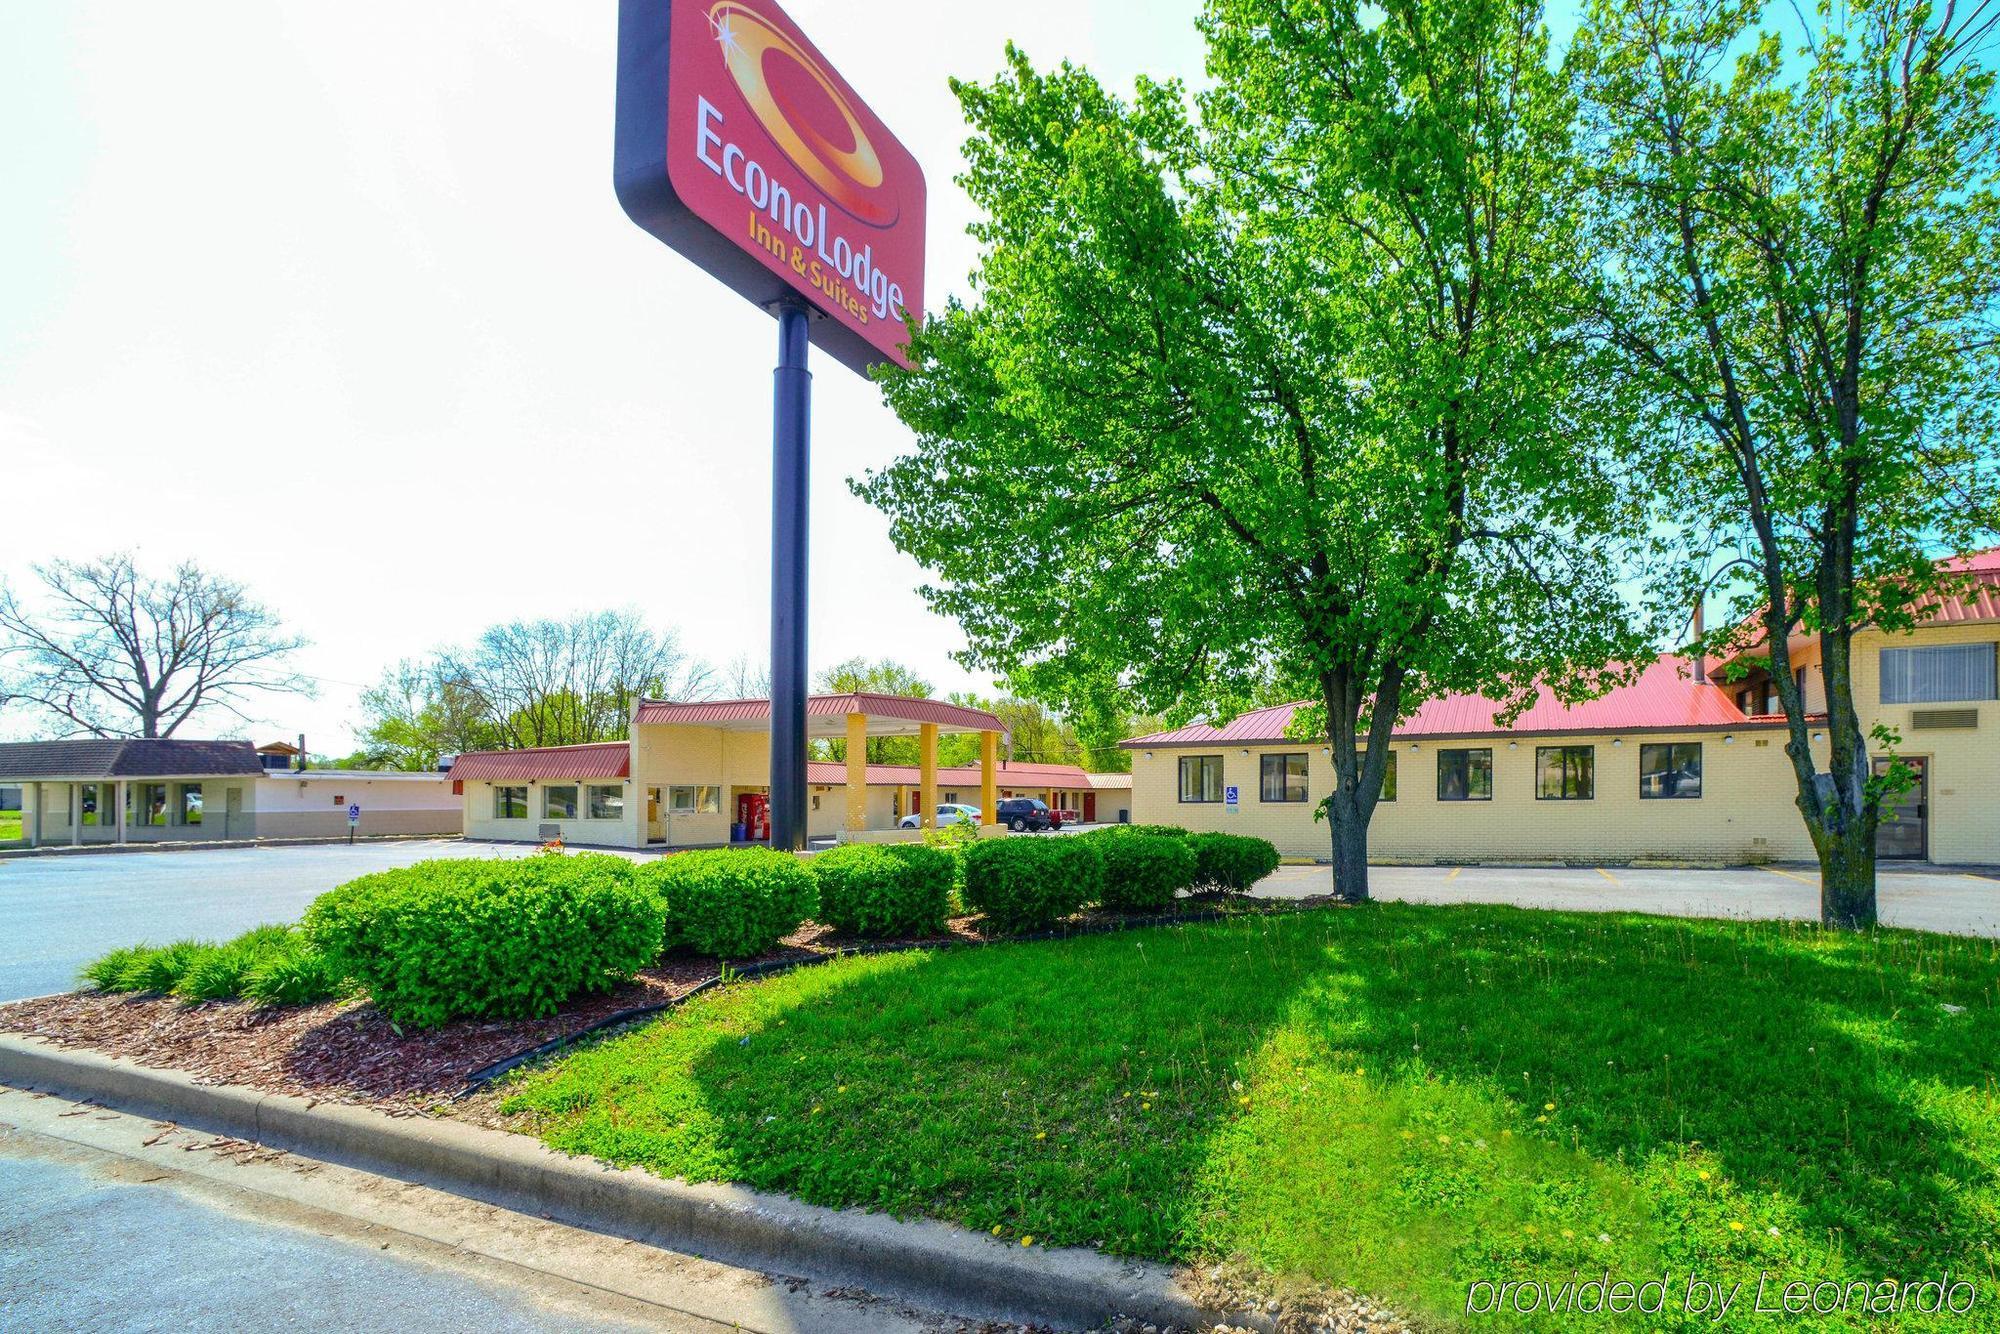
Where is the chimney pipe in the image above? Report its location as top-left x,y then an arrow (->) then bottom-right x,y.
297,733 -> 307,773
1692,598 -> 1707,684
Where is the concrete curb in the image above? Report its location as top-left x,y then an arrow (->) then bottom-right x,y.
0,1035 -> 1255,1332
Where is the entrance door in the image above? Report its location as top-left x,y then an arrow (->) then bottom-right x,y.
1873,756 -> 1928,860
1083,793 -> 1096,823
646,787 -> 663,843
224,787 -> 243,840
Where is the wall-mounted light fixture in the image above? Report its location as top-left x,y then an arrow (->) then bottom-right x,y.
1811,731 -> 1824,743
1142,752 -> 1153,761
1507,741 -> 1518,749
1612,738 -> 1623,747
1409,742 -> 1421,751
1723,735 -> 1735,745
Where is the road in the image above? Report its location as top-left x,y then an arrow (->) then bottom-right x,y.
0,841 -> 571,1002
1252,861 -> 2000,937
0,1086 -> 1000,1333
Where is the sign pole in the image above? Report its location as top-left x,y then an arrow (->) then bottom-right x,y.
769,297 -> 812,851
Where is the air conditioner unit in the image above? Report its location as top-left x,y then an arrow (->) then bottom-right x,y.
1911,708 -> 1978,730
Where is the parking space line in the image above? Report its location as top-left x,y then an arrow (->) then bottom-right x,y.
1759,865 -> 1819,886
1596,867 -> 1619,885
1446,867 -> 1461,881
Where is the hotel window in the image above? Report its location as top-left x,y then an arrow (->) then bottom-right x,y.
178,784 -> 204,826
1436,748 -> 1493,801
1376,750 -> 1398,801
543,784 -> 579,820
1259,753 -> 1309,803
1639,743 -> 1703,799
1535,746 -> 1595,800
668,785 -> 721,814
587,785 -> 625,820
80,784 -> 103,826
1178,755 -> 1224,803
494,786 -> 528,819
1879,642 -> 1997,704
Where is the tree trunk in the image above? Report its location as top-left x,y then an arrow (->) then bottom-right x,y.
1812,820 -> 1878,930
1328,790 -> 1371,903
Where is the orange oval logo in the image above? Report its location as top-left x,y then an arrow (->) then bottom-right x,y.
707,2 -> 897,226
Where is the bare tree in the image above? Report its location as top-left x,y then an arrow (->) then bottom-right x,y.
439,609 -> 714,748
0,554 -> 310,738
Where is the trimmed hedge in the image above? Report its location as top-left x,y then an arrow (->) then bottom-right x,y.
962,836 -> 1105,934
1091,830 -> 1199,911
809,842 -> 954,937
304,853 -> 663,1028
1188,832 -> 1281,891
1116,824 -> 1194,839
642,847 -> 817,958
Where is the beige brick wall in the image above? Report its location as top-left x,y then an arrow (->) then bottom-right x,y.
1131,623 -> 1999,865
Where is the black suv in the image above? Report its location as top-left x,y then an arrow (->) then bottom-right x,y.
996,797 -> 1057,832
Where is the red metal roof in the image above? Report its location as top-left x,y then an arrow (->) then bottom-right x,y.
803,760 -> 1094,788
634,693 -> 1006,734
1916,547 -> 2000,624
1124,656 -> 1781,748
448,743 -> 631,781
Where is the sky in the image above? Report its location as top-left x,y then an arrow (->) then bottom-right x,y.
0,1 -> 1214,751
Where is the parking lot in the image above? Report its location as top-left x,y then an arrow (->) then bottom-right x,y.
3,841 -> 1995,1004
0,840 -> 592,1002
1254,861 -> 2000,937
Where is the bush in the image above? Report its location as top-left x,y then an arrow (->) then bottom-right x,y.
1091,830 -> 1199,911
174,925 -> 296,1001
80,944 -> 153,993
642,848 -> 817,958
242,938 -> 343,1008
115,940 -> 210,994
1117,824 -> 1193,839
810,842 -> 954,937
962,836 -> 1105,934
304,853 -> 664,1028
1189,833 -> 1281,892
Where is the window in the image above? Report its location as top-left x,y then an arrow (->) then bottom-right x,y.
587,785 -> 625,820
1377,750 -> 1398,801
1178,755 -> 1223,803
1436,748 -> 1493,801
1640,743 -> 1703,799
133,783 -> 168,826
668,785 -> 721,814
1259,753 -> 1308,803
1535,746 -> 1595,800
178,784 -> 203,826
543,784 -> 579,820
1880,642 -> 1997,704
80,784 -> 103,827
494,787 -> 528,819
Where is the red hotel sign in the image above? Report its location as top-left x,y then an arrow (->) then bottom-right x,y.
614,0 -> 927,374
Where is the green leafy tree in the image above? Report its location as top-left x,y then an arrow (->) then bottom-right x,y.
1571,0 -> 2000,927
859,2 -> 1654,900
354,659 -> 501,771
816,658 -> 935,764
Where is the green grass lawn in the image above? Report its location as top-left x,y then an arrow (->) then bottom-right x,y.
499,904 -> 2000,1330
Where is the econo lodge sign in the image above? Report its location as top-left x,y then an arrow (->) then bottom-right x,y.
614,0 -> 927,374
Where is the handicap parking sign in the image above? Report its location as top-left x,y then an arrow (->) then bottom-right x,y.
347,804 -> 361,825
1224,785 -> 1239,811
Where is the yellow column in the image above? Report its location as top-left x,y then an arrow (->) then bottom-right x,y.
980,730 -> 999,828
919,722 -> 939,829
845,712 -> 868,832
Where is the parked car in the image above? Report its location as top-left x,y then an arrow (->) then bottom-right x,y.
898,803 -> 981,829
995,797 -> 1056,832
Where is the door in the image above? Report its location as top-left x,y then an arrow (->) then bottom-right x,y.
1873,756 -> 1928,860
646,788 -> 663,842
1083,793 -> 1096,823
224,787 -> 243,840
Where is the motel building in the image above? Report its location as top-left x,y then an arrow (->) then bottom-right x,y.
1127,550 -> 2000,867
449,692 -> 1105,850
0,738 -> 462,849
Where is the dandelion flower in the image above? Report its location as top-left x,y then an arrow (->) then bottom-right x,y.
1698,1170 -> 1712,1181
1544,1102 -> 1556,1112
1141,1102 -> 1152,1111
1035,1131 -> 1047,1140
1729,1221 -> 1746,1233
811,1105 -> 823,1115
1561,1229 -> 1575,1240
1535,1115 -> 1548,1124
1021,1236 -> 1035,1247
991,1225 -> 1003,1236
837,1085 -> 848,1094
1239,1095 -> 1252,1107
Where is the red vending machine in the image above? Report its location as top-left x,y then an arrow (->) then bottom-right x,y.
737,792 -> 771,843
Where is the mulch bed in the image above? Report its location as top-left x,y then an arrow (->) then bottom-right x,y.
0,899 -> 1276,1116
